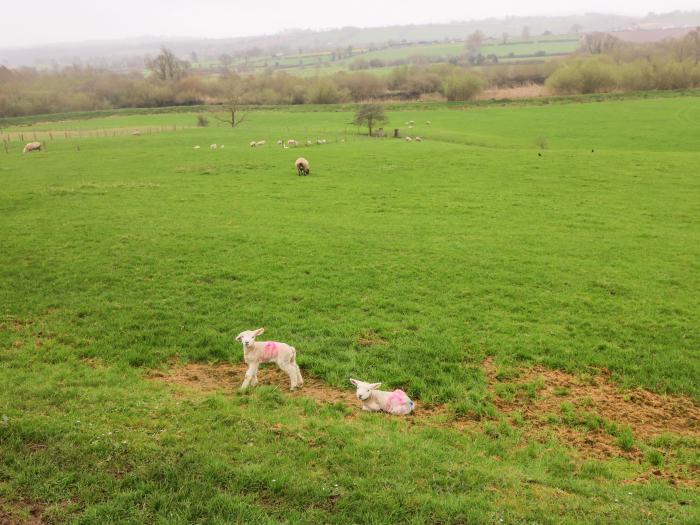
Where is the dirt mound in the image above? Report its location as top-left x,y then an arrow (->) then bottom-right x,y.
484,357 -> 700,460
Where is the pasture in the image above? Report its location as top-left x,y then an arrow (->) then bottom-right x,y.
1,95 -> 699,523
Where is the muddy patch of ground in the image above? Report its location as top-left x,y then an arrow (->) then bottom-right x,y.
0,498 -> 45,525
148,361 -> 359,408
484,357 -> 700,485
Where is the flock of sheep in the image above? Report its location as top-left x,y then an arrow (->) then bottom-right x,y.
235,328 -> 414,415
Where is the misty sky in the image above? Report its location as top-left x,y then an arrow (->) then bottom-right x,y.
1,0 -> 698,48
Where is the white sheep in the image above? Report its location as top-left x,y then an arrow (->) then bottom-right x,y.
22,142 -> 42,153
287,139 -> 298,147
220,145 -> 225,149
409,120 -> 415,125
250,141 -> 257,147
295,157 -> 310,176
256,140 -> 266,147
415,136 -> 422,142
349,379 -> 414,415
425,121 -> 431,125
235,328 -> 303,390
193,145 -> 201,149
316,139 -> 326,145
131,130 -> 141,136
405,136 -> 412,142
210,144 -> 217,150
277,139 -> 283,145
306,140 -> 312,146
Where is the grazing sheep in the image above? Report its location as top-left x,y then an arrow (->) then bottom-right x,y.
287,139 -> 298,147
350,379 -> 414,415
250,141 -> 257,147
306,140 -> 312,146
236,328 -> 303,390
193,145 -> 201,149
210,144 -> 217,150
220,145 -> 225,149
425,121 -> 431,125
415,136 -> 422,142
316,139 -> 326,145
409,120 -> 415,125
405,136 -> 412,142
256,140 -> 266,147
277,139 -> 283,145
131,130 -> 141,136
295,157 -> 310,176
22,142 -> 42,153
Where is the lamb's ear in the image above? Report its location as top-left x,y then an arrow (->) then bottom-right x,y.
235,332 -> 244,342
369,383 -> 382,390
349,378 -> 359,387
254,327 -> 265,336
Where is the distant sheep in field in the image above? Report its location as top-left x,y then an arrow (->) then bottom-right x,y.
350,379 -> 414,415
193,145 -> 201,149
306,140 -> 312,146
256,140 -> 266,147
277,139 -> 283,145
236,328 -> 303,391
316,139 -> 326,145
295,157 -> 310,176
415,136 -> 422,142
131,130 -> 141,136
425,121 -> 431,125
250,141 -> 257,147
22,142 -> 42,153
210,144 -> 217,150
405,136 -> 412,142
287,139 -> 298,147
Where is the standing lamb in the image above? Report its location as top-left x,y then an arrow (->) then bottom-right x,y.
210,144 -> 218,150
295,157 -> 310,176
235,328 -> 303,390
22,142 -> 42,153
405,136 -> 413,142
349,379 -> 414,415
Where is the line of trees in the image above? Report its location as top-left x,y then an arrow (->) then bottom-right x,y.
546,29 -> 700,94
2,31 -> 699,118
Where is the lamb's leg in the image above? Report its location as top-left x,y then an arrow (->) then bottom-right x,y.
279,362 -> 299,390
240,363 -> 259,390
295,365 -> 303,388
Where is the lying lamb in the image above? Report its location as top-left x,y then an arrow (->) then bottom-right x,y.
22,142 -> 42,153
349,379 -> 414,415
235,328 -> 303,390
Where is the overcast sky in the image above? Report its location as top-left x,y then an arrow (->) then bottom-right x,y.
1,0 -> 698,48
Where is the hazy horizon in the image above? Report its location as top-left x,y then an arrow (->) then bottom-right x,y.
2,0 -> 699,49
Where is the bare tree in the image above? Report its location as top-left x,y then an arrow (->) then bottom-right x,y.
465,31 -> 485,56
581,33 -> 621,54
214,80 -> 248,128
147,47 -> 189,81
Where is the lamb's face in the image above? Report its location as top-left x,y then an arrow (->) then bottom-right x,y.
236,328 -> 264,349
350,379 -> 381,401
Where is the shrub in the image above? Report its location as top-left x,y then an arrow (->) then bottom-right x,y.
196,114 -> 209,127
443,71 -> 484,101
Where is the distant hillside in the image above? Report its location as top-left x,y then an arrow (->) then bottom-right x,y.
1,11 -> 698,70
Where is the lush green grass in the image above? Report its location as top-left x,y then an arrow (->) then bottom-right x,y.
1,95 -> 699,523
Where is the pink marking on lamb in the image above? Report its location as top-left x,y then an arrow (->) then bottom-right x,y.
385,389 -> 411,413
262,342 -> 279,361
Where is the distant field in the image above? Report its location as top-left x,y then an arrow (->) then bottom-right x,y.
194,35 -> 580,76
1,94 -> 699,523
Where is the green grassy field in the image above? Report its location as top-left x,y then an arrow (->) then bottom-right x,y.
198,36 -> 580,76
1,95 -> 699,523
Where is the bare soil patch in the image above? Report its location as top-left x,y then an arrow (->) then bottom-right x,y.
148,361 -> 359,408
0,498 -> 44,525
484,357 -> 700,462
